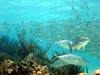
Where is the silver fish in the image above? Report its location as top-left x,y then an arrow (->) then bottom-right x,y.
55,36 -> 89,53
50,57 -> 67,68
55,40 -> 73,49
68,36 -> 90,53
50,53 -> 88,67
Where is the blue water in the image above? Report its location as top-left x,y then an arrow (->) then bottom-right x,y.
0,0 -> 100,75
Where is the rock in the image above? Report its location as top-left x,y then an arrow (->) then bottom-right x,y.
37,71 -> 42,75
77,73 -> 88,75
4,60 -> 14,68
93,69 -> 100,75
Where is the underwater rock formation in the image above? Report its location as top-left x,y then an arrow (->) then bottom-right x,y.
77,73 -> 88,75
0,59 -> 50,75
93,69 -> 100,75
0,59 -> 86,75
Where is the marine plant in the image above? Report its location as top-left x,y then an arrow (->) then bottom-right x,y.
50,65 -> 84,75
0,34 -> 87,75
0,35 -> 19,61
17,37 -> 37,60
0,53 -> 9,62
66,65 -> 84,75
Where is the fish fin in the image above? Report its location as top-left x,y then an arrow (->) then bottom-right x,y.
68,43 -> 72,53
51,51 -> 59,63
46,40 -> 54,52
52,50 -> 58,57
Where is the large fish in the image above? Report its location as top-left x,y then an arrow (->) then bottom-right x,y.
68,36 -> 90,53
55,36 -> 90,53
50,57 -> 67,68
50,53 -> 88,68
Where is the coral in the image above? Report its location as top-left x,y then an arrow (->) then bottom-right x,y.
77,73 -> 88,75
93,69 -> 100,75
0,59 -> 50,75
0,34 -> 86,75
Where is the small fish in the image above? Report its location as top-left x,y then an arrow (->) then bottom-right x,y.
38,39 -> 43,42
50,52 -> 88,67
68,36 -> 90,53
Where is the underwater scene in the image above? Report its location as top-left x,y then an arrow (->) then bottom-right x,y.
0,0 -> 100,75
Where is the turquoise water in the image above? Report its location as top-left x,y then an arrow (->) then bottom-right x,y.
0,0 -> 100,75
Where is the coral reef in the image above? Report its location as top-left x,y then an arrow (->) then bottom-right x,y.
0,35 -> 86,75
0,59 -> 50,75
0,59 -> 85,75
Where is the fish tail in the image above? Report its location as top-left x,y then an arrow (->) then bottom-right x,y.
68,43 -> 72,53
46,39 -> 54,52
51,51 -> 58,62
52,50 -> 58,57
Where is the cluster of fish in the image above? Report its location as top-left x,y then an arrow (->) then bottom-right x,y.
50,36 -> 90,68
0,24 -> 11,36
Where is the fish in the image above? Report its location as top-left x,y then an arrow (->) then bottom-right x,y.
38,39 -> 43,42
50,52 -> 88,68
50,57 -> 67,68
55,40 -> 73,49
68,36 -> 90,53
55,36 -> 90,53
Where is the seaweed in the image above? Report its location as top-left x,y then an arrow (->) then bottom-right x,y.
0,35 -> 19,61
0,53 -> 9,62
18,37 -> 37,60
66,65 -> 84,75
50,65 -> 84,75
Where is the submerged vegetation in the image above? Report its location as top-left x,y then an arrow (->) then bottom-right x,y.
50,65 -> 84,75
0,1 -> 99,75
0,34 -> 86,75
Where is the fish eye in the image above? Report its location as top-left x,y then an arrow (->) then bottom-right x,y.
84,37 -> 88,40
